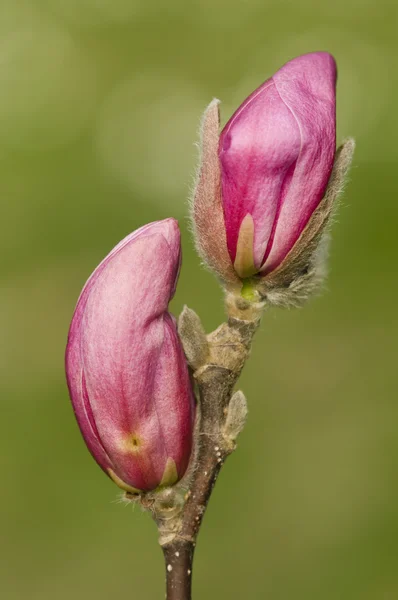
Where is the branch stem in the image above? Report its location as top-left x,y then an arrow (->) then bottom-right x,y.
163,541 -> 195,600
152,298 -> 264,599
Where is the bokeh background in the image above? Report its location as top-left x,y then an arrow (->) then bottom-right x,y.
1,0 -> 397,598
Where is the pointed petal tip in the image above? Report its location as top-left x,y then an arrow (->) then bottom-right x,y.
285,51 -> 336,69
158,217 -> 181,250
274,51 -> 337,91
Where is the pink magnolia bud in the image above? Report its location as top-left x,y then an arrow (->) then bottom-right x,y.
219,52 -> 336,278
193,52 -> 353,304
65,219 -> 195,494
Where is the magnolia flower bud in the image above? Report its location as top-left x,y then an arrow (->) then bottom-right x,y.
192,52 -> 354,305
65,219 -> 195,493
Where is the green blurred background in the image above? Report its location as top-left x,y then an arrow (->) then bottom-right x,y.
1,0 -> 397,598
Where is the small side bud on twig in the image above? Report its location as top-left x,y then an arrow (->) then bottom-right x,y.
223,390 -> 248,443
178,305 -> 209,370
